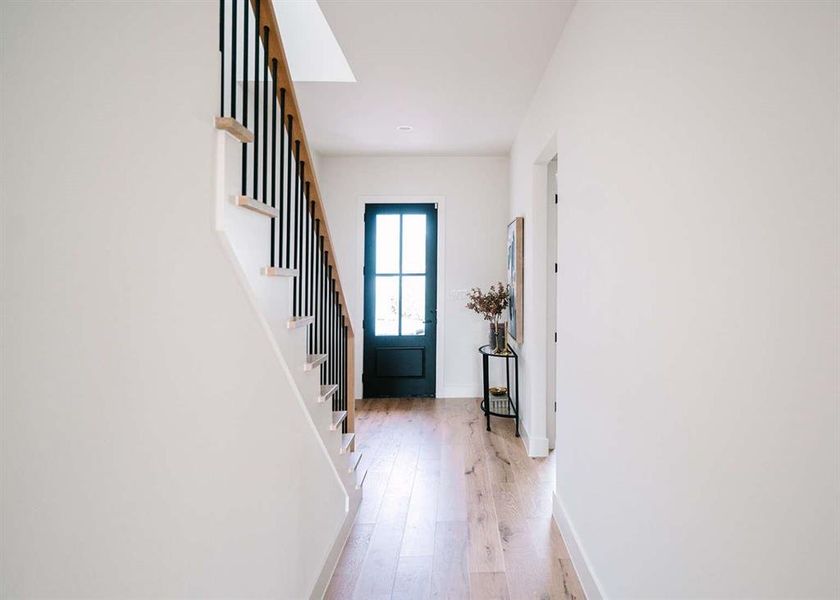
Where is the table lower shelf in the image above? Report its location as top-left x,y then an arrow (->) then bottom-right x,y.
481,398 -> 518,418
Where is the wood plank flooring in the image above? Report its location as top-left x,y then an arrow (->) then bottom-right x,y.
325,398 -> 586,600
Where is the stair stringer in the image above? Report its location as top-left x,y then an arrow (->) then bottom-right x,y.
214,130 -> 360,495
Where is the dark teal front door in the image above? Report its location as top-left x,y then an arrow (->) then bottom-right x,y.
363,203 -> 438,397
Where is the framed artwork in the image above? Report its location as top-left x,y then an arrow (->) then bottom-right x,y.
507,217 -> 524,343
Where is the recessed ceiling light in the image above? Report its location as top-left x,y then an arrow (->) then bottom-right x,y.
396,125 -> 414,132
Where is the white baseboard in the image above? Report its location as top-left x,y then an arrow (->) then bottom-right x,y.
552,491 -> 605,600
518,420 -> 549,457
310,491 -> 361,600
439,384 -> 482,398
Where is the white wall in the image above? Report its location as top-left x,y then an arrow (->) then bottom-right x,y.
1,2 -> 345,597
317,156 -> 509,398
510,1 -> 840,597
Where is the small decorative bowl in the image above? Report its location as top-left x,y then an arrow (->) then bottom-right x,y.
489,386 -> 507,397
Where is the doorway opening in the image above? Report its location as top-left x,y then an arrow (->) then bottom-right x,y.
362,203 -> 438,398
546,156 -> 558,450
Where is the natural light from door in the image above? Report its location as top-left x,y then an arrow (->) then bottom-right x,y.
375,213 -> 427,336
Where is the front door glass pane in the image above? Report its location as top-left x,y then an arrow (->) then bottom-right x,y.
400,275 -> 426,336
401,214 -> 427,274
375,276 -> 399,335
375,214 -> 400,274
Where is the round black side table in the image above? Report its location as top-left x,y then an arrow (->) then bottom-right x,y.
479,344 -> 520,436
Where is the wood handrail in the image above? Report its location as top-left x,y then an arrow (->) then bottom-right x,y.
245,0 -> 357,435
249,0 -> 354,339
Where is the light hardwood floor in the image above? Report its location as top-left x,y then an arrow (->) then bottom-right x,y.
325,397 -> 586,600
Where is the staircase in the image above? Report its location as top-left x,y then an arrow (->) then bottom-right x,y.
214,0 -> 365,503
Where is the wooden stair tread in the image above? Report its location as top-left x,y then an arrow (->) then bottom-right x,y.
330,410 -> 347,431
261,266 -> 297,277
287,316 -> 315,329
339,433 -> 354,454
234,195 -> 279,218
318,384 -> 338,403
215,116 -> 254,143
303,354 -> 327,371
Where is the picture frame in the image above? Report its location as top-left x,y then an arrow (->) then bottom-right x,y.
507,217 -> 524,343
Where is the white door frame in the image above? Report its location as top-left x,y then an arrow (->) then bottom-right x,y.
546,157 -> 558,449
356,195 -> 446,398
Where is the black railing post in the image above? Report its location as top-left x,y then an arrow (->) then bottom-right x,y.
270,58 -> 277,267
292,142 -> 301,313
219,0 -> 225,116
241,0 -> 249,195
311,220 -> 317,355
262,26 -> 269,206
327,264 -> 333,388
333,291 -> 339,392
231,0 -> 237,118
340,316 -> 346,421
309,202 -> 316,351
296,159 -> 305,314
279,90 -> 286,265
304,183 -> 311,320
285,116 -> 294,269
321,250 -> 328,385
343,322 -> 348,429
252,0 -> 260,201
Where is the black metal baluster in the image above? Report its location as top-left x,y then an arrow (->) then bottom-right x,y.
321,252 -> 327,385
311,219 -> 318,355
333,292 -> 339,393
309,206 -> 317,353
241,0 -> 249,195
292,142 -> 301,313
307,189 -> 314,319
341,326 -> 353,420
278,88 -> 286,265
338,313 -> 343,417
304,183 -> 311,321
270,58 -> 277,267
262,26 -> 268,206
321,247 -> 328,374
335,314 -> 344,418
336,295 -> 341,406
285,115 -> 293,269
252,0 -> 260,201
296,159 -> 306,314
219,0 -> 225,116
328,265 -> 334,390
231,0 -> 237,118
339,318 -> 343,420
343,322 -> 348,430
332,287 -> 337,392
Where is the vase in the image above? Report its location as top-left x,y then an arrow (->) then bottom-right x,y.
488,322 -> 497,348
494,322 -> 508,354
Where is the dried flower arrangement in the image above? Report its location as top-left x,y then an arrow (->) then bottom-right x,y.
465,282 -> 510,326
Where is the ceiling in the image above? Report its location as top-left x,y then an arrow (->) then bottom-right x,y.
293,0 -> 575,157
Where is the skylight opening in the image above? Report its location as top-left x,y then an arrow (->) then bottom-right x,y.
274,0 -> 356,83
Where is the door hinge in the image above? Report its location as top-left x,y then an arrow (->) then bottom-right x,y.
554,194 -> 558,204
362,319 -> 366,330
554,262 -> 558,273
554,332 -> 557,343
554,401 -> 557,412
